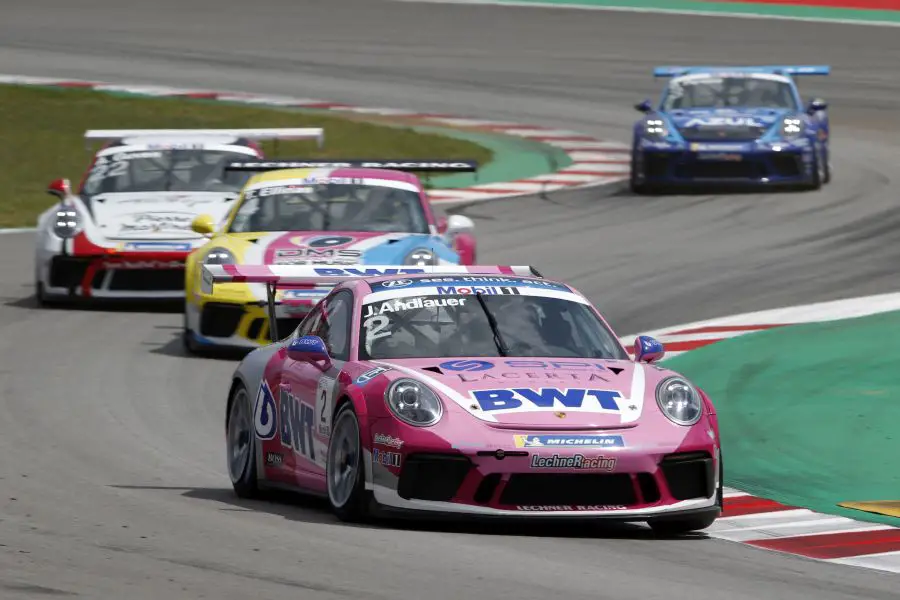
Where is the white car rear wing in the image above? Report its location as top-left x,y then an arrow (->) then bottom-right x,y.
201,264 -> 543,341
84,128 -> 325,147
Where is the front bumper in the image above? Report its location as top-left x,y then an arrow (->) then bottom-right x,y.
633,142 -> 815,187
39,253 -> 187,300
185,289 -> 325,348
367,430 -> 721,520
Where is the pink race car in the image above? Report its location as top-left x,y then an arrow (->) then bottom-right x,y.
209,264 -> 723,534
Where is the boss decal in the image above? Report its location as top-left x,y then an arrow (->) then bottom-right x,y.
253,380 -> 278,440
279,387 -> 317,462
471,388 -> 622,413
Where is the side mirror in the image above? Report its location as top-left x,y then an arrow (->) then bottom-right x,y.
191,214 -> 217,236
634,99 -> 653,113
47,178 -> 71,200
807,98 -> 827,114
633,335 -> 665,363
287,335 -> 332,369
437,216 -> 448,234
446,214 -> 474,236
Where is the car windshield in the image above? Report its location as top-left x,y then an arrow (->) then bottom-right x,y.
358,291 -> 628,360
228,180 -> 430,234
81,149 -> 254,197
662,75 -> 798,110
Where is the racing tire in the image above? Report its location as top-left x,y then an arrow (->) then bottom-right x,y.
629,153 -> 649,195
326,402 -> 371,522
226,383 -> 260,499
808,146 -> 824,191
34,281 -> 67,307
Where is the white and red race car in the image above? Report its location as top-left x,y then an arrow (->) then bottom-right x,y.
33,128 -> 324,303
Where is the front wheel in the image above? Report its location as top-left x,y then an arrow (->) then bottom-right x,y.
226,383 -> 259,499
326,403 -> 370,522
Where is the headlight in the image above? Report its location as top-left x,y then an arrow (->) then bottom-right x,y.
203,247 -> 235,265
403,248 -> 437,266
385,378 -> 443,426
643,118 -> 668,139
53,206 -> 81,238
656,376 -> 702,426
780,117 -> 803,140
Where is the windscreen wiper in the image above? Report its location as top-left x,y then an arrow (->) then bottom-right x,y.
475,292 -> 509,357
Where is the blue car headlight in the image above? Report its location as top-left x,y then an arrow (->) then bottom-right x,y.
643,118 -> 669,140
780,117 -> 804,140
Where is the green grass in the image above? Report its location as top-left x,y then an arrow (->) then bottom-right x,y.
0,85 -> 493,228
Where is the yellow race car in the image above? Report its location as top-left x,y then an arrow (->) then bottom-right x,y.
182,159 -> 478,353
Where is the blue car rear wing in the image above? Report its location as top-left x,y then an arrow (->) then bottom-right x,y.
653,65 -> 831,77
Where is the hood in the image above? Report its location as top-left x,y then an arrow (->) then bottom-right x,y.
373,357 -> 673,431
667,108 -> 789,141
234,231 -> 448,266
87,191 -> 237,240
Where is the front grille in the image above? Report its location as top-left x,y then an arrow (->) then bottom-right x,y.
770,154 -> 803,177
679,126 -> 764,141
643,154 -> 670,179
104,268 -> 184,291
48,257 -> 90,289
397,454 -> 471,501
474,473 -> 502,504
637,472 -> 661,504
499,473 -> 638,507
674,161 -> 764,179
660,452 -> 715,501
200,303 -> 245,338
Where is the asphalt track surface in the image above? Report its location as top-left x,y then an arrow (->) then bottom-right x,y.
1,1 -> 899,598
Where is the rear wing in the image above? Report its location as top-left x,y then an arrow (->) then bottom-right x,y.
653,65 -> 831,78
201,264 -> 541,342
223,159 -> 478,173
84,128 -> 325,147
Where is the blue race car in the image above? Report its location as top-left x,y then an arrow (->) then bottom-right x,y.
630,65 -> 831,193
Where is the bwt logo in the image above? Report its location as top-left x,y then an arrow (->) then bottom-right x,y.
472,388 -> 622,412
440,360 -> 494,372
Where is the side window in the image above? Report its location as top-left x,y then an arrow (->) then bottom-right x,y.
312,291 -> 353,361
295,306 -> 323,339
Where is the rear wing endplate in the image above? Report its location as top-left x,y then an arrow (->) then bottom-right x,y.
224,159 -> 478,173
201,264 -> 541,342
653,65 -> 831,77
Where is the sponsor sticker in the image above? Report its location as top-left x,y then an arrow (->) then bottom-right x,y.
513,435 -> 624,448
123,241 -> 193,252
471,387 -> 622,414
530,453 -> 617,471
355,366 -> 390,386
265,451 -> 284,466
439,359 -> 608,373
373,433 -> 404,449
363,297 -> 466,317
697,153 -> 742,162
436,286 -> 520,296
372,448 -> 401,468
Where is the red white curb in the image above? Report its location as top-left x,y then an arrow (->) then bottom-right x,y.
0,74 -> 629,211
620,291 -> 900,574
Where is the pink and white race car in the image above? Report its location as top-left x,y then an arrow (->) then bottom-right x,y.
210,264 -> 722,534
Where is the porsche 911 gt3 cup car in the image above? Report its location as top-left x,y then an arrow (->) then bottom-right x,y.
182,160 -> 478,352
630,65 -> 831,193
33,128 -> 324,304
212,263 -> 722,533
